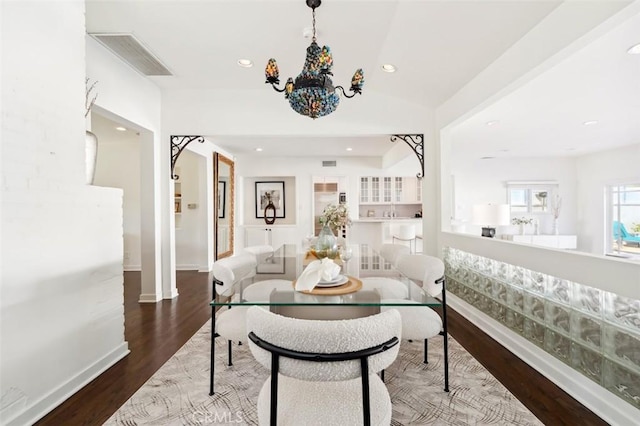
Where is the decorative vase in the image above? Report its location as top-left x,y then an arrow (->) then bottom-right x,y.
85,130 -> 98,185
315,224 -> 338,259
519,223 -> 525,235
552,218 -> 559,235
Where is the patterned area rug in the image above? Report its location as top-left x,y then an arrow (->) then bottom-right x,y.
105,320 -> 542,425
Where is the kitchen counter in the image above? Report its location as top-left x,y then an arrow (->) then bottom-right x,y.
350,219 -> 423,252
353,217 -> 422,223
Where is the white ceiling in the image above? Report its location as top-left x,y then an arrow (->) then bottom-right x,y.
451,8 -> 640,161
85,0 -> 640,159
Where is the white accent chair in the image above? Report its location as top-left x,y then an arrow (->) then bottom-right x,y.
247,307 -> 401,426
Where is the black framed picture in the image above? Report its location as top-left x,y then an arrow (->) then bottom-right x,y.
218,181 -> 226,219
255,181 -> 285,219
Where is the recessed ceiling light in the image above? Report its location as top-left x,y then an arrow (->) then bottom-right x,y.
485,120 -> 499,126
583,120 -> 598,126
381,64 -> 396,73
627,43 -> 640,54
255,147 -> 263,152
346,147 -> 353,151
480,156 -> 495,160
115,126 -> 127,131
237,59 -> 253,68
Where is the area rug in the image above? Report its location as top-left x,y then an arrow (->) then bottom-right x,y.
105,320 -> 543,425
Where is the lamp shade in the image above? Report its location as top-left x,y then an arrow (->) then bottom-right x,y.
472,204 -> 511,226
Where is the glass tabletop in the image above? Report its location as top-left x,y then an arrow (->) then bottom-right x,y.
211,244 -> 442,307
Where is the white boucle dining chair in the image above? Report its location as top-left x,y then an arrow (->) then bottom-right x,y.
246,307 -> 401,426
360,244 -> 411,301
212,254 -> 293,366
378,243 -> 410,267
388,254 -> 446,364
212,254 -> 257,366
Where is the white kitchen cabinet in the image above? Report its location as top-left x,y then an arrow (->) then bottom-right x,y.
359,176 -> 382,203
382,177 -> 392,203
359,176 -> 421,205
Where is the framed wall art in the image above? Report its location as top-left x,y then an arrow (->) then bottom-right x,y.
255,181 -> 285,219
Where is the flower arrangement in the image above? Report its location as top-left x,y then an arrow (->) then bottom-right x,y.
320,203 -> 352,230
511,217 -> 534,225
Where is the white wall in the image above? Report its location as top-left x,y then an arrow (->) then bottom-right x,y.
234,153 -> 426,250
1,2 -> 127,424
174,150 -> 206,270
243,176 -> 297,226
450,145 -> 640,255
452,156 -> 577,236
93,128 -> 142,270
86,36 -> 168,301
576,143 -> 640,254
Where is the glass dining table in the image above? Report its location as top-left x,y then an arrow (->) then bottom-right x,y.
209,244 -> 449,395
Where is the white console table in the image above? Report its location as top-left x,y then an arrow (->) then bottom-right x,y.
502,234 -> 577,249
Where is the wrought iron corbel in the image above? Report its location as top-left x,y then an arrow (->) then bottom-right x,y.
170,135 -> 204,180
390,134 -> 424,179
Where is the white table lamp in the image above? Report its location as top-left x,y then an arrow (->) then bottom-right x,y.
472,204 -> 510,238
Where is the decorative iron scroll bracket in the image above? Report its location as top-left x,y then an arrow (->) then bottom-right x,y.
390,134 -> 424,179
170,135 -> 204,180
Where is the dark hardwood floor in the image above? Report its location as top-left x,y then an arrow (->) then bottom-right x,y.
37,271 -> 606,426
36,271 -> 214,426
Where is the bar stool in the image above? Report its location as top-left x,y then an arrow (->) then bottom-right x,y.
392,224 -> 417,253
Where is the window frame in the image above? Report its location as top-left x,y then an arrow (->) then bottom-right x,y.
607,183 -> 640,255
506,181 -> 558,216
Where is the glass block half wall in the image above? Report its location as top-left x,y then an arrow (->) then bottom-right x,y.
443,247 -> 640,409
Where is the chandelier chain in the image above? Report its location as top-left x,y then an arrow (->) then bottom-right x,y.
312,7 -> 316,42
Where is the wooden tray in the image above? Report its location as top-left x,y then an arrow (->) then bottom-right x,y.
303,251 -> 342,266
293,276 -> 362,296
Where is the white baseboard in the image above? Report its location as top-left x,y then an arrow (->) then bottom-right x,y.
447,293 -> 638,426
123,264 -> 141,271
4,342 -> 130,426
163,289 -> 179,299
176,264 -> 198,271
138,293 -> 161,303
198,264 -> 211,273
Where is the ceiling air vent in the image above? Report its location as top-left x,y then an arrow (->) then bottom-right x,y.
322,160 -> 337,167
89,33 -> 172,76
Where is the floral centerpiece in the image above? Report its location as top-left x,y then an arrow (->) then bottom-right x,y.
320,203 -> 352,231
315,203 -> 351,259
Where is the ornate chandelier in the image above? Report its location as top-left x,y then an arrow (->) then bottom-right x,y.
264,0 -> 364,119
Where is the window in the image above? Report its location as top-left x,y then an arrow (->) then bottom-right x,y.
609,183 -> 640,255
507,182 -> 557,215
